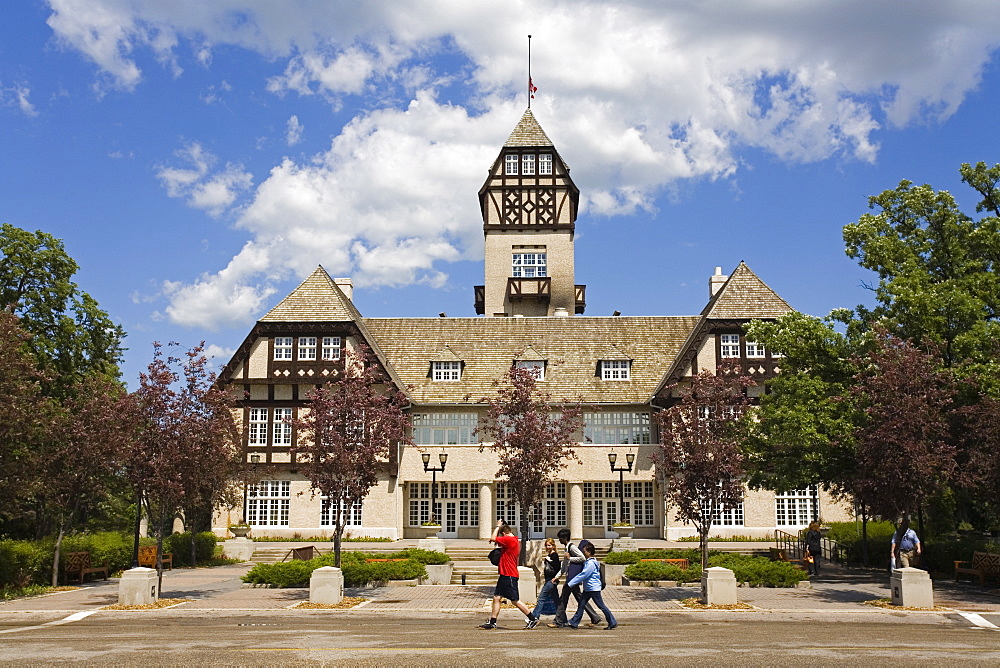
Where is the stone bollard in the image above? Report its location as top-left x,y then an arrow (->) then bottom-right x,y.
517,566 -> 537,606
417,537 -> 447,553
701,566 -> 738,605
891,567 -> 934,608
603,563 -> 627,586
119,567 -> 158,606
310,566 -> 344,605
423,562 -> 454,585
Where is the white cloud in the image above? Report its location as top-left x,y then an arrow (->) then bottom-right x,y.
41,0 -> 1000,327
1,82 -> 40,117
285,115 -> 303,146
155,142 -> 252,217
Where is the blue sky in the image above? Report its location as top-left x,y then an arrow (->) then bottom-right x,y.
2,1 -> 999,388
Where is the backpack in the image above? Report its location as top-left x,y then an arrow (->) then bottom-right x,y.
600,561 -> 607,590
488,546 -> 502,566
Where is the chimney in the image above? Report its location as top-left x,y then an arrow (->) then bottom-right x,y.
709,267 -> 728,297
334,277 -> 353,301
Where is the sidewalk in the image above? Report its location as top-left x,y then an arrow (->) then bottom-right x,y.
2,560 -> 998,615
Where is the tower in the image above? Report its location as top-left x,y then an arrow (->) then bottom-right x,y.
474,109 -> 585,317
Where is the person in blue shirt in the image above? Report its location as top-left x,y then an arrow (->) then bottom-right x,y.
891,526 -> 922,568
565,543 -> 618,630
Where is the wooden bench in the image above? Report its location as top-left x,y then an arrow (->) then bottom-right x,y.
770,547 -> 805,569
138,545 -> 173,570
64,551 -> 109,584
954,551 -> 1000,586
639,558 -> 691,570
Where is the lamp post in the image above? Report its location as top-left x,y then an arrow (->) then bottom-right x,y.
421,452 -> 448,524
608,452 -> 636,526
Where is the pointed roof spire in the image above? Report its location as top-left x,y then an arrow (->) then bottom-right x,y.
700,261 -> 792,319
260,266 -> 361,322
504,108 -> 554,147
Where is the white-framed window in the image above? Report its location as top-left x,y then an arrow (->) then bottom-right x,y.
247,480 -> 290,526
274,337 -> 293,360
512,252 -> 547,278
699,498 -> 745,527
321,498 -> 362,527
321,336 -> 341,360
720,334 -> 740,358
539,154 -> 552,175
584,412 -> 650,444
583,482 -> 655,526
248,408 -> 268,445
745,341 -> 765,358
505,154 -> 519,175
515,360 -> 545,380
600,360 -> 631,380
775,487 -> 818,527
522,154 -> 535,175
411,412 -> 477,445
432,361 -> 462,381
297,337 -> 317,361
272,408 -> 292,446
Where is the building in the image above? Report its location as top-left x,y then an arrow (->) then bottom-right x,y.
215,109 -> 851,540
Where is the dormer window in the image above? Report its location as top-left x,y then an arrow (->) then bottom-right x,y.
539,153 -> 552,175
745,340 -> 765,358
720,334 -> 740,358
601,360 -> 631,380
505,154 -> 519,175
522,154 -> 535,175
432,361 -> 462,381
515,360 -> 545,380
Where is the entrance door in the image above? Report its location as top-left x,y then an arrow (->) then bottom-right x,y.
528,505 -> 545,539
439,501 -> 458,538
603,500 -> 631,538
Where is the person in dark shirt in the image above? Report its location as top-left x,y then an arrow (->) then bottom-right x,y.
479,521 -> 539,630
530,538 -> 561,621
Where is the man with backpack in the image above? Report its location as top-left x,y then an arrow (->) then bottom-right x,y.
479,520 -> 540,629
548,528 -> 604,628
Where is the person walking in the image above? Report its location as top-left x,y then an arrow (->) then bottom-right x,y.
479,520 -> 540,630
891,525 -> 922,569
531,538 -> 561,621
804,521 -> 822,576
565,542 -> 618,630
549,528 -> 603,628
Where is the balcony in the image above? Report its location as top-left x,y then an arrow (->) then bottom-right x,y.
507,277 -> 551,302
474,285 -> 485,315
575,284 -> 586,314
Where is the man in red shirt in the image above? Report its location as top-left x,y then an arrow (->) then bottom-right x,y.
480,520 -> 539,629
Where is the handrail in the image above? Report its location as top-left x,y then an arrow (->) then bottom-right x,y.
775,529 -> 847,565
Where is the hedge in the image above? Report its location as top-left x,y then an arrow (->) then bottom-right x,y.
241,548 -> 448,588
621,553 -> 807,587
605,548 -> 706,565
163,532 -> 219,567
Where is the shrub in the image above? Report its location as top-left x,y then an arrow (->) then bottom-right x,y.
60,531 -> 134,573
242,553 -> 430,588
708,553 -> 808,587
383,548 -> 450,565
164,532 -> 218,566
242,561 -> 316,588
0,540 -> 51,588
624,561 -> 697,583
605,548 -> 706,565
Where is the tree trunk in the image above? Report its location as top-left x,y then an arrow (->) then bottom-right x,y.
189,530 -> 197,569
334,524 -> 343,568
131,487 -> 143,568
51,518 -> 65,587
154,514 -> 165,594
861,505 -> 869,567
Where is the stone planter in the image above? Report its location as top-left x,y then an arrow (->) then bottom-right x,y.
228,525 -> 251,538
423,563 -> 454,585
414,525 -> 442,539
602,563 -> 627,586
613,525 -> 635,538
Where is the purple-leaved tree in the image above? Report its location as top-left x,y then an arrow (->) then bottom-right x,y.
290,346 -> 411,567
655,361 -> 753,573
478,363 -> 583,565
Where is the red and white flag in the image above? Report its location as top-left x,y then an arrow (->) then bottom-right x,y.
529,77 -> 538,98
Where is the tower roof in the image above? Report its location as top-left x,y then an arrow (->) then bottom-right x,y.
504,108 -> 554,147
700,261 -> 792,319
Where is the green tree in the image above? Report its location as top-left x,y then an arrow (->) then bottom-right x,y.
842,163 -> 1000,368
0,223 -> 125,396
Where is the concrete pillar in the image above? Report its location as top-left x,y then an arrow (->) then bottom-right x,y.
891,567 -> 934,608
517,566 -> 537,606
417,537 -> 446,553
568,482 -> 584,540
478,481 -> 494,540
119,567 -> 158,606
310,566 -> 344,605
701,566 -> 738,605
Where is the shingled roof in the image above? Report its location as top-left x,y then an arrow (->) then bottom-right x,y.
363,316 -> 701,405
260,266 -> 362,323
504,108 -> 554,147
700,261 -> 792,320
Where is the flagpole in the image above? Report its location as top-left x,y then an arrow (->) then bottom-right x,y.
527,34 -> 532,109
